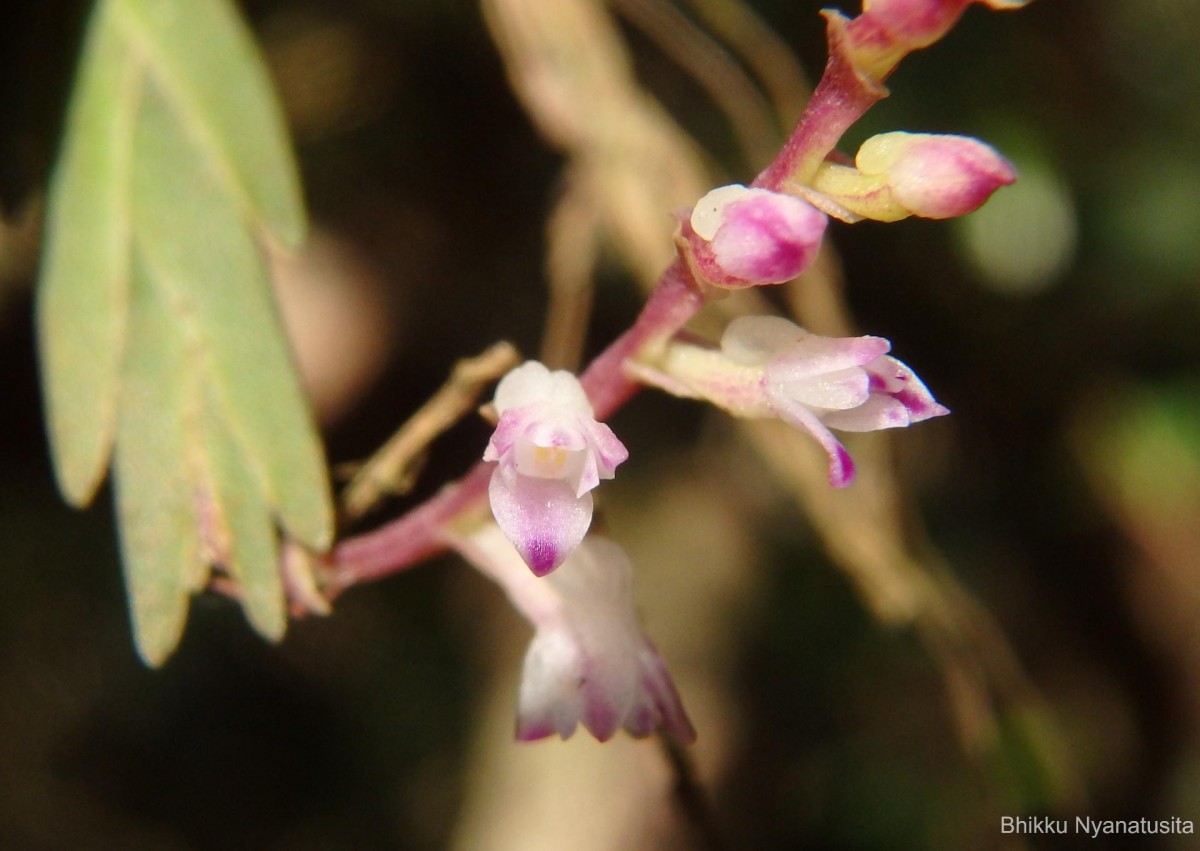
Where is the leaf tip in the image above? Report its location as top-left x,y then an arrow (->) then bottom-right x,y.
47,424 -> 116,508
130,604 -> 189,668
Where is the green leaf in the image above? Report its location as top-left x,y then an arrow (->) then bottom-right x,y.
37,2 -> 139,506
132,80 -> 333,551
112,0 -> 307,245
38,0 -> 332,663
114,253 -> 207,667
196,386 -> 287,642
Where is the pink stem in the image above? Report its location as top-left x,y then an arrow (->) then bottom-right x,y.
327,260 -> 705,588
754,18 -> 887,191
328,464 -> 492,589
581,260 -> 704,419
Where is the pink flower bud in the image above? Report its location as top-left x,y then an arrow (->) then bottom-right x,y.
859,0 -> 971,50
484,362 -> 628,576
683,185 -> 827,288
856,131 -> 1015,219
835,0 -> 1028,80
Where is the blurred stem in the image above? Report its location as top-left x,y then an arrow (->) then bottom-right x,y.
338,341 -> 521,526
660,733 -> 730,851
540,175 -> 599,371
685,0 -> 811,132
611,0 -> 779,168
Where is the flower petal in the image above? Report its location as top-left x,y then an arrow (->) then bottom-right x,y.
777,366 -> 872,411
489,463 -> 593,575
720,315 -> 807,366
494,360 -> 554,412
867,355 -> 951,422
482,408 -> 529,461
585,420 -> 629,477
766,333 -> 891,383
690,184 -> 751,240
767,384 -> 857,487
821,393 -> 912,431
515,627 -> 585,741
627,639 -> 698,742
494,360 -> 593,415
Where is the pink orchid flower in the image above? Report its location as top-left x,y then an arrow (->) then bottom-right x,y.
454,524 -> 695,743
484,361 -> 628,575
722,315 -> 949,486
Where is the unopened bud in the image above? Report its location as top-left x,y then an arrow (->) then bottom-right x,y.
835,0 -> 1029,80
682,185 -> 827,288
808,132 -> 1014,221
858,131 -> 1016,219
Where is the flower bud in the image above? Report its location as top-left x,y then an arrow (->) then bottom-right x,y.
810,132 -> 1015,222
860,0 -> 971,50
682,184 -> 827,288
836,0 -> 1029,80
858,131 -> 1015,218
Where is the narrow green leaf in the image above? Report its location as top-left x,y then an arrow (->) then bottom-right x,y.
197,386 -> 287,642
37,2 -> 139,506
113,0 -> 306,245
114,253 -> 207,667
40,0 -> 323,663
132,80 -> 333,551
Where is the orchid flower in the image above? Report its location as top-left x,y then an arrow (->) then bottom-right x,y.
630,315 -> 949,487
483,361 -> 628,576
453,523 -> 695,744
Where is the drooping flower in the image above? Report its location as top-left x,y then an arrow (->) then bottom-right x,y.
483,361 -> 628,576
630,315 -> 948,487
452,523 -> 695,744
681,184 -> 828,288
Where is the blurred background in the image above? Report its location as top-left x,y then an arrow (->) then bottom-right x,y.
2,0 -> 1200,848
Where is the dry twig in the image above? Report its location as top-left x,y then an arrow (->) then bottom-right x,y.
338,341 -> 521,524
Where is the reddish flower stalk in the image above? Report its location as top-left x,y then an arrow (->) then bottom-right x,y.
753,30 -> 885,192
328,463 -> 492,590
325,0 -> 1022,593
327,261 -> 705,589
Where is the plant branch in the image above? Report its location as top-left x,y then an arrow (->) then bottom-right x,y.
338,341 -> 521,526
